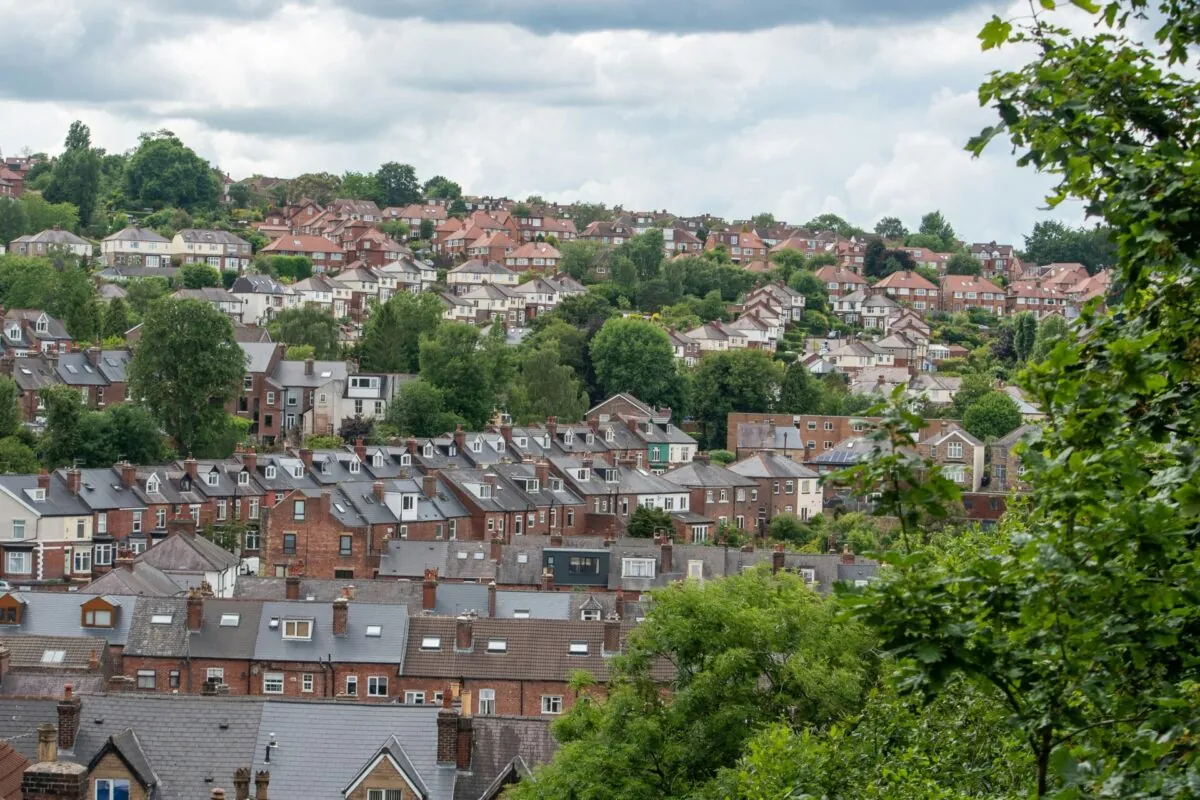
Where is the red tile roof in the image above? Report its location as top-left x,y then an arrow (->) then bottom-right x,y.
260,234 -> 341,254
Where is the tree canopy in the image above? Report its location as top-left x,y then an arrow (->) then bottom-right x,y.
124,130 -> 220,211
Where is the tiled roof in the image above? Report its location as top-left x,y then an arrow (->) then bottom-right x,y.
0,634 -> 104,669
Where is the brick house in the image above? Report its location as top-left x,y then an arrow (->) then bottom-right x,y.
663,455 -> 760,534
971,241 -> 1020,281
704,229 -> 766,263
868,270 -> 940,314
259,234 -> 345,273
940,275 -> 1006,316
503,242 -> 561,272
988,424 -> 1037,493
813,265 -> 867,299
726,451 -> 823,526
2,309 -> 73,356
169,229 -> 252,272
917,424 -> 986,492
465,231 -> 517,264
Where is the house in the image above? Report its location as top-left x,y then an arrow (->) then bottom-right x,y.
988,424 -> 1038,493
511,275 -> 583,320
100,227 -> 171,267
869,270 -> 940,313
379,257 -> 438,295
230,274 -> 300,326
329,198 -> 383,222
383,203 -> 448,228
917,424 -> 986,492
744,282 -> 805,322
0,471 -> 97,582
7,226 -> 92,258
661,227 -> 703,255
466,231 -> 517,264
170,229 -> 252,272
971,241 -> 1020,280
235,342 -> 285,443
134,527 -> 242,597
9,354 -> 62,424
259,234 -> 345,272
342,227 -> 408,267
685,321 -> 746,352
832,288 -> 866,324
1006,281 -> 1071,319
860,293 -> 900,330
292,274 -> 353,318
814,265 -> 867,298
504,242 -> 561,272
940,275 -> 1006,316
308,372 -> 413,433
726,451 -> 823,523
825,339 -> 894,372
2,310 -> 73,356
579,220 -> 634,246
663,455 -> 760,535
447,260 -> 519,295
172,287 -> 246,318
665,329 -> 701,367
55,349 -> 131,410
705,229 -> 766,263
906,373 -> 962,405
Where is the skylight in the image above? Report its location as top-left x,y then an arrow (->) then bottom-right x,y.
41,650 -> 65,664
486,639 -> 508,653
569,642 -> 589,655
513,610 -> 530,619
420,636 -> 441,650
151,614 -> 173,624
219,614 -> 240,627
365,625 -> 382,637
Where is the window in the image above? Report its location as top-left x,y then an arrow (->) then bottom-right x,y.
93,542 -> 113,568
76,519 -> 86,538
42,649 -> 66,664
947,441 -> 964,459
6,551 -> 29,574
569,641 -> 589,655
487,638 -> 508,653
751,488 -> 758,501
155,508 -> 166,529
95,778 -> 131,800
580,607 -> 601,621
367,791 -> 402,800
96,512 -> 107,534
130,510 -> 142,533
73,549 -> 91,574
369,676 -> 389,697
568,556 -> 600,575
420,636 -> 441,650
294,500 -> 305,520
217,500 -> 227,521
945,465 -> 967,484
249,499 -> 260,521
206,667 -> 225,682
283,619 -> 312,640
169,670 -> 180,689
150,614 -> 173,624
621,557 -> 655,578
301,673 -> 314,693
772,481 -> 780,495
205,471 -> 219,487
541,695 -> 564,715
345,676 -> 358,696
238,471 -> 250,486
692,525 -> 709,544
137,670 -> 156,689
283,533 -> 296,554
11,519 -> 24,540
785,481 -> 794,494
478,688 -> 496,715
339,535 -> 352,556
220,613 -> 240,627
262,672 -> 284,694
265,465 -> 277,480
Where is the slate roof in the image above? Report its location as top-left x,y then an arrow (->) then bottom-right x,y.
239,341 -> 279,373
123,596 -> 189,658
663,461 -> 757,489
136,530 -> 239,574
175,229 -> 249,247
105,227 -> 170,243
55,353 -> 109,386
0,698 -> 58,759
379,541 -> 496,581
0,592 -> 138,645
124,596 -> 264,660
100,728 -> 161,794
727,451 -> 819,479
10,356 -> 59,393
454,717 -> 557,800
253,600 -> 409,665
492,591 -> 572,620
272,359 -> 348,388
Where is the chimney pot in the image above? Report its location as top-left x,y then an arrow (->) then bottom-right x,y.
37,722 -> 56,763
66,468 -> 81,495
233,767 -> 251,800
487,581 -> 497,618
422,474 -> 437,499
254,770 -> 270,800
120,462 -> 137,490
244,447 -> 257,473
212,791 -> 227,800
373,481 -> 385,501
841,544 -> 855,565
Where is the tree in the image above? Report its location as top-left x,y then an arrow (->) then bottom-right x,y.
944,251 -> 983,276
0,377 -> 21,439
1031,313 -> 1068,362
128,299 -> 245,455
39,385 -> 88,467
510,346 -> 589,424
124,277 -> 170,318
79,403 -> 168,466
268,306 -> 341,359
20,193 -> 78,233
180,263 -> 221,289
767,513 -> 815,545
862,238 -> 888,279
625,505 -> 674,538
0,437 -> 39,474
509,569 -> 874,799
1012,311 -> 1037,362
618,229 -> 664,281
708,449 -> 735,465
751,212 -> 776,228
590,318 -> 679,410
1022,220 -> 1116,273
261,255 -> 312,282
691,350 -> 783,450
423,175 -> 462,200
779,360 -> 823,414
510,202 -> 533,219
873,216 -> 908,240
0,198 -> 30,243
359,291 -> 442,373
374,162 -> 421,207
288,172 -> 341,205
805,213 -> 862,237
124,130 -> 219,211
950,371 -> 993,419
418,218 -> 435,241
284,344 -> 314,361
384,380 -> 458,437
44,121 -> 101,226
918,210 -> 956,250
565,202 -> 610,230
227,182 -> 251,208
961,391 -> 1022,440
418,323 -> 495,428
557,240 -> 601,281
786,270 -> 828,313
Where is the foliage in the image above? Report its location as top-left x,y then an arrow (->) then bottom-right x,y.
359,291 -> 443,373
38,385 -> 88,468
418,323 -> 494,429
0,198 -> 30,244
260,255 -> 312,282
44,121 -> 101,226
101,297 -> 132,339
423,175 -> 462,200
0,377 -> 21,440
944,251 -> 983,276
16,193 -> 79,235
509,346 -> 589,424
961,391 -> 1022,441
767,512 -> 816,545
288,172 -> 341,205
384,379 -> 462,437
917,210 -> 957,251
0,437 -> 39,474
625,505 -> 675,539
565,202 -> 611,230
268,305 -> 341,359
374,162 -> 421,207
590,317 -> 681,411
949,371 -> 994,419
708,449 -> 735,465
1012,310 -> 1037,362
180,263 -> 221,289
1031,313 -> 1069,362
124,130 -> 219,211
786,269 -> 829,313
557,240 -> 603,281
863,238 -> 917,279
304,435 -> 343,450
1021,220 -> 1116,273
805,213 -> 863,238
691,350 -> 783,450
128,299 -> 245,456
873,215 -> 909,240
284,344 -> 314,360
124,277 -> 171,317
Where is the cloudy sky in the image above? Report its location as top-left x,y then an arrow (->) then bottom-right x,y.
0,0 -> 1086,242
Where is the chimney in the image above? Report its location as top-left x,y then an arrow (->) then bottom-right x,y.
37,723 -> 56,763
437,705 -> 459,764
233,768 -> 250,800
65,468 -> 81,496
406,437 -> 419,456
546,416 -> 557,440
540,568 -> 554,591
212,791 -> 227,800
184,457 -> 198,480
22,759 -> 87,800
535,459 -> 549,487
354,438 -> 366,463
487,581 -> 496,618
490,536 -> 504,562
422,474 -> 437,499
254,771 -> 270,800
841,544 -> 855,565
693,452 -> 709,464
57,685 -> 81,751
332,597 -> 349,636
372,481 -> 385,501
37,469 -> 50,492
187,590 -> 203,632
603,615 -> 621,655
772,543 -> 785,574
120,462 -> 137,489
455,615 -> 473,651
285,575 -> 300,601
661,538 -> 673,572
587,417 -> 599,435
500,423 -> 513,444
304,358 -> 314,376
88,650 -> 99,672
453,425 -> 466,452
85,347 -> 100,368
423,568 -> 438,611
614,590 -> 625,620
581,457 -> 593,471
320,490 -> 332,516
244,448 -> 257,473
299,448 -> 313,469
456,716 -> 474,770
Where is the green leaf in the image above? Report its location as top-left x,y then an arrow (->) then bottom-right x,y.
978,16 -> 1013,50
1070,0 -> 1101,11
1040,0 -> 1056,8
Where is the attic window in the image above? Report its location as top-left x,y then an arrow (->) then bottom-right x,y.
66,364 -> 78,374
563,431 -> 574,445
292,466 -> 304,479
473,552 -> 484,560
374,453 -> 385,468
585,433 -> 594,445
456,551 -> 467,560
486,639 -> 507,653
398,454 -> 410,467
513,610 -> 530,619
151,614 -> 173,624
421,636 -> 441,650
205,472 -> 219,487
516,553 -> 528,564
471,439 -> 482,453
320,460 -> 332,475
219,614 -> 240,627
283,619 -> 313,640
423,444 -> 434,457
31,488 -> 45,502
516,437 -> 527,447
334,503 -> 346,514
145,476 -> 159,494
365,625 -> 382,637
349,460 -> 360,474
238,472 -> 249,486
605,428 -> 614,442
496,439 -> 505,452
569,642 -> 589,656
549,478 -> 563,492
265,466 -> 277,480
41,650 -> 65,664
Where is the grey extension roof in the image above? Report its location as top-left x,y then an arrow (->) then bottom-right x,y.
252,600 -> 409,665
57,467 -> 148,513
175,228 -> 249,246
79,563 -> 184,597
379,541 -> 496,581
0,592 -> 139,646
493,591 -> 572,620
272,359 -> 348,388
663,461 -> 757,489
124,597 -> 264,660
135,530 -> 239,574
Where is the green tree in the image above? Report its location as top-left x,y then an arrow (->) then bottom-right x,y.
1031,313 -> 1069,362
625,505 -> 674,538
124,277 -> 171,318
359,291 -> 442,373
374,162 -> 421,207
767,513 -> 816,545
950,371 -> 993,419
418,323 -> 494,428
124,130 -> 220,211
918,210 -> 957,250
418,218 -> 435,241
0,437 -> 39,474
510,202 -> 533,219
590,317 -> 679,410
0,198 -> 30,243
708,449 -> 735,465
618,229 -> 665,281
961,391 -> 1022,441
128,299 -> 245,455
268,305 -> 341,360
39,385 -> 88,467
691,350 -> 783,450
804,213 -> 862,238
1021,220 -> 1116,273
384,379 -> 459,437
1012,311 -> 1037,362
44,121 -> 101,226
288,172 -> 342,205
20,193 -> 79,233
0,377 -> 21,439
227,182 -> 251,208
751,211 -> 776,228
779,360 -> 823,414
873,215 -> 908,240
558,240 -> 602,280
261,255 -> 312,282
76,403 -> 167,467
786,269 -> 829,313
422,175 -> 462,200
180,263 -> 221,289
565,202 -> 610,230
944,251 -> 983,276
510,346 -> 589,424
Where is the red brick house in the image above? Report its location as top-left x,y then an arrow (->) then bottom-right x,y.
940,275 -> 1006,316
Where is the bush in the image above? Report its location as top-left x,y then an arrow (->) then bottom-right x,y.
304,435 -> 343,450
709,449 -> 736,465
768,513 -> 817,545
627,505 -> 674,538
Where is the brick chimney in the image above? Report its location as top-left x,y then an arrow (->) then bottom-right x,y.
299,449 -> 313,470
614,590 -> 625,620
587,417 -> 599,435
453,425 -> 466,452
540,568 -> 554,591
455,615 -> 473,651
0,644 -> 9,681
546,416 -> 557,440
65,469 -> 80,496
187,590 -> 203,632
603,615 -> 621,655
285,575 -> 300,601
233,768 -> 250,800
354,438 -> 366,463
120,462 -> 137,490
660,538 -> 673,573
371,481 -> 385,502
304,358 -> 314,377
57,685 -> 81,751
184,457 -> 198,480
487,581 -> 496,618
841,544 -> 855,565
244,448 -> 257,473
772,543 -> 785,574
437,704 -> 459,765
320,490 -> 332,517
37,469 -> 50,493
37,723 -> 56,763
254,770 -> 269,800
84,347 -> 100,368
332,597 -> 348,636
422,568 -> 438,611
422,474 -> 437,499
406,437 -> 419,456
21,760 -> 87,800
535,459 -> 549,487
500,423 -> 513,444
489,536 -> 502,562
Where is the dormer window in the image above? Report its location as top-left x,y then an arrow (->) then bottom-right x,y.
35,318 -> 48,334
292,466 -> 304,479
471,439 -> 482,453
374,453 -> 385,468
478,484 -> 493,499
145,475 -> 159,494
81,597 -> 117,628
0,594 -> 24,624
549,478 -> 563,492
575,469 -> 589,481
605,428 -> 614,442
6,325 -> 19,340
265,466 -> 277,480
496,439 -> 505,452
205,471 -> 219,487
564,431 -> 574,445
448,445 -> 457,457
349,459 -> 360,474
283,619 -> 313,640
423,444 -> 434,458
321,460 -> 332,475
398,454 -> 410,467
238,471 -> 249,486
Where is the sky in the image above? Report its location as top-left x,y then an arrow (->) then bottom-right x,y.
0,0 -> 1087,243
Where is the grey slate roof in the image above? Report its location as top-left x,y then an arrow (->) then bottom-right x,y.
101,728 -> 160,794
175,229 -> 249,247
454,717 -> 557,800
239,341 -> 279,374
0,592 -> 138,645
189,599 -> 265,660
123,596 -> 188,657
252,600 -> 409,665
379,541 -> 496,581
80,564 -> 185,597
136,530 -> 239,574
663,460 -> 757,489
0,698 -> 58,759
105,226 -> 169,243
271,359 -> 348,388
727,451 -> 820,479
493,591 -> 572,620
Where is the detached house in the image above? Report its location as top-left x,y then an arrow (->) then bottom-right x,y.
101,227 -> 171,267
230,274 -> 299,325
1,310 -> 72,355
447,260 -> 519,295
172,287 -> 245,318
917,424 -> 986,492
814,266 -> 867,299
259,234 -> 344,272
169,229 -> 252,272
869,270 -> 940,313
7,226 -> 92,258
504,242 -> 561,272
292,274 -> 353,318
705,229 -> 766,263
466,231 -> 517,264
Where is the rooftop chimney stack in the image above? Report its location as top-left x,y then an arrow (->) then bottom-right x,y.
233,767 -> 251,800
422,568 -> 438,611
187,590 -> 203,632
304,358 -> 314,376
65,468 -> 81,496
254,770 -> 270,800
299,448 -> 313,469
57,684 -> 81,752
540,567 -> 554,591
437,705 -> 459,765
184,457 -> 198,480
487,581 -> 497,618
422,474 -> 438,499
455,615 -> 473,651
36,470 -> 50,493
120,462 -> 137,490
244,448 -> 257,473
332,597 -> 349,636
453,425 -> 466,452
285,575 -> 300,601
603,614 -> 621,655
37,723 -> 56,764
354,439 -> 366,463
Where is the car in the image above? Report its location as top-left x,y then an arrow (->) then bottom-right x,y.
0,580 -> 12,593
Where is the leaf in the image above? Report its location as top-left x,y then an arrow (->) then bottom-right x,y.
1040,0 -> 1056,8
914,642 -> 943,664
1070,0 -> 1101,11
978,16 -> 1013,50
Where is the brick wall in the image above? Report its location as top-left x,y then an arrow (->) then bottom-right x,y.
262,494 -> 378,580
89,751 -> 149,800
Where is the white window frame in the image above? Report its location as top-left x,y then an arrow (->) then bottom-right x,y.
541,695 -> 564,715
368,676 -> 389,697
621,557 -> 656,578
262,672 -> 284,694
478,688 -> 496,715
